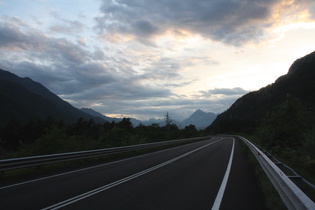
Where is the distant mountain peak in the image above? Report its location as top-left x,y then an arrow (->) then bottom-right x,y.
196,109 -> 209,114
194,109 -> 203,113
182,110 -> 217,130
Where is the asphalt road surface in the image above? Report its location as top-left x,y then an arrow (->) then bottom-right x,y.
0,137 -> 266,209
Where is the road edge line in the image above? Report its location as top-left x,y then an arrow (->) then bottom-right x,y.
212,138 -> 235,210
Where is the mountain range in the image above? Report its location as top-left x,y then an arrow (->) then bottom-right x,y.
0,69 -> 216,128
3,50 -> 312,131
206,51 -> 315,133
81,108 -> 217,129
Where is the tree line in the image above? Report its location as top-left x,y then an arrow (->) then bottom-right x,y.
0,117 -> 204,159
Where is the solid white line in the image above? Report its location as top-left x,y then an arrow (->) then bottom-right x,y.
0,138 -> 214,190
43,139 -> 223,210
212,138 -> 235,210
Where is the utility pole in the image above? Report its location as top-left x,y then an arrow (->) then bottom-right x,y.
165,112 -> 170,126
165,112 -> 170,140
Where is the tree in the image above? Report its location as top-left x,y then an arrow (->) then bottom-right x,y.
0,120 -> 22,150
117,118 -> 133,131
258,95 -> 312,149
182,124 -> 198,138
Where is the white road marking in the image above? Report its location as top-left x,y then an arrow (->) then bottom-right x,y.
0,138 -> 215,190
42,139 -> 223,210
212,138 -> 235,210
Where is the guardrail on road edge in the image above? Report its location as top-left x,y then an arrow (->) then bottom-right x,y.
236,135 -> 315,210
0,136 -> 211,172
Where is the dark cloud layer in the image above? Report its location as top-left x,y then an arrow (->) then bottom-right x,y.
0,15 -> 173,107
97,0 -> 279,45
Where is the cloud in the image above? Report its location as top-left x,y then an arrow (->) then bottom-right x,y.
0,16 -> 89,64
164,79 -> 198,88
5,0 -> 313,122
0,16 -> 41,50
74,86 -> 249,121
307,2 -> 315,19
49,12 -> 85,35
138,57 -> 182,80
133,20 -> 160,37
95,0 -> 286,46
96,0 -> 315,46
88,92 -> 241,121
49,22 -> 83,34
199,87 -> 249,97
0,14 -> 245,121
0,15 -> 175,103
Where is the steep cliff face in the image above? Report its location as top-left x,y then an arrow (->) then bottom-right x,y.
207,51 -> 315,134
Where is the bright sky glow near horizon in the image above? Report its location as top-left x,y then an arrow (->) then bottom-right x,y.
1,0 -> 315,121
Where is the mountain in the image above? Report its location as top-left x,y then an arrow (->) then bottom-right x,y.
206,51 -> 315,134
182,109 -> 217,130
81,108 -> 215,129
81,108 -> 119,122
0,69 -> 105,125
141,118 -> 167,127
130,118 -> 142,127
81,108 -> 161,126
81,108 -> 142,126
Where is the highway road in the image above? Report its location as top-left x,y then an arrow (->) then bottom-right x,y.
0,137 -> 266,209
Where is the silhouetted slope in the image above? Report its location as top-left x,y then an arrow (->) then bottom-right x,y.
0,69 -> 105,124
0,81 -> 60,124
81,108 -> 122,122
182,109 -> 217,129
207,51 -> 315,134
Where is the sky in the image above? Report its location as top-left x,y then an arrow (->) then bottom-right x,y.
0,0 -> 315,121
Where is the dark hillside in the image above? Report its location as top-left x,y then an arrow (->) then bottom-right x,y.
206,51 -> 315,134
0,69 -> 105,124
0,81 -> 63,124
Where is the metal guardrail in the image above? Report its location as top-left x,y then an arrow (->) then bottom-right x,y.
254,143 -> 315,191
0,136 -> 211,172
236,135 -> 315,210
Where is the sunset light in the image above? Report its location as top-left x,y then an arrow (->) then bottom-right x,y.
1,0 -> 315,120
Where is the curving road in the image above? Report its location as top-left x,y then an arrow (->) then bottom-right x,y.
0,137 -> 266,209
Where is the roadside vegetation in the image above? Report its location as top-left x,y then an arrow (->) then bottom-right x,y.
0,117 -> 205,159
239,96 -> 315,206
255,96 -> 315,183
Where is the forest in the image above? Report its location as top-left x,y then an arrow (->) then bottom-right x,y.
0,117 -> 204,159
254,96 -> 315,178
